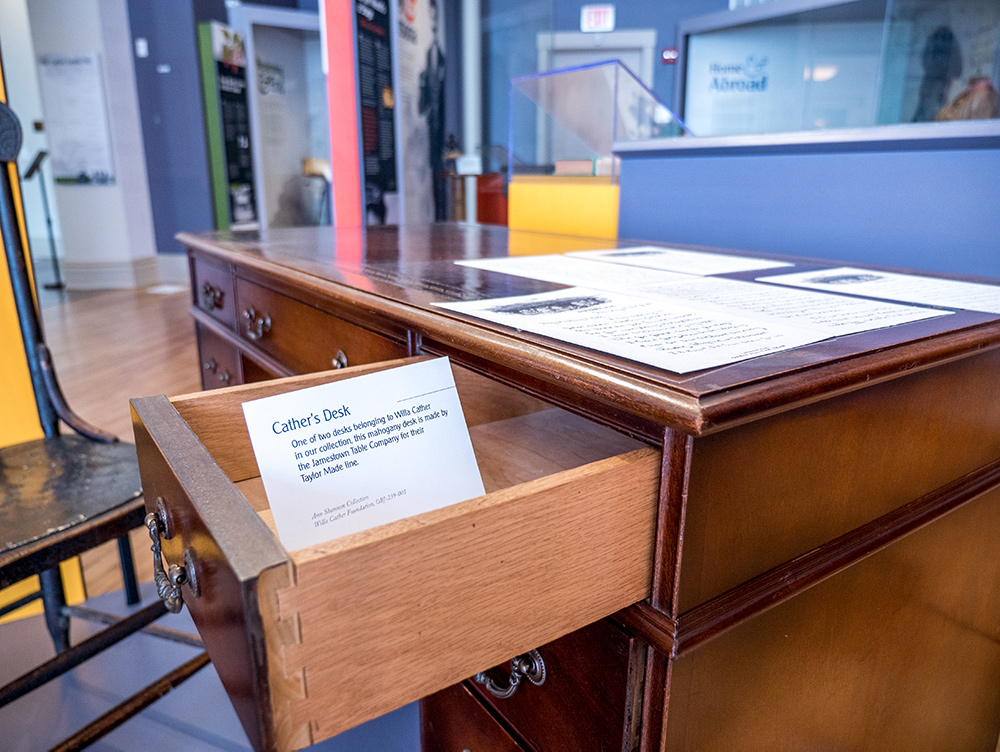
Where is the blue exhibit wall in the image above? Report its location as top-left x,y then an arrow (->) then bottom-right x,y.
126,0 -> 316,256
617,129 -> 1000,279
127,0 -> 225,254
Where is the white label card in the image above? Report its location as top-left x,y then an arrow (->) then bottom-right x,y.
567,245 -> 793,275
759,267 -> 1000,314
241,358 -> 485,551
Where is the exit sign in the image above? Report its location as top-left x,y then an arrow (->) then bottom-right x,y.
581,4 -> 615,33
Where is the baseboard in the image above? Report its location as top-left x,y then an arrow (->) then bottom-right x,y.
61,255 -> 159,289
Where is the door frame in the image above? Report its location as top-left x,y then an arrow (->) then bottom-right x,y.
537,30 -> 658,87
227,5 -> 325,230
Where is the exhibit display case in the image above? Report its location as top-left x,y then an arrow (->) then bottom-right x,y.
678,0 -> 1000,137
508,60 -> 689,181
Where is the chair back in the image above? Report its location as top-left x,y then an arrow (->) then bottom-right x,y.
0,100 -> 58,438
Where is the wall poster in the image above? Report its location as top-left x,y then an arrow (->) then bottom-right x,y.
397,0 -> 446,223
356,0 -> 398,225
36,53 -> 115,184
211,23 -> 258,229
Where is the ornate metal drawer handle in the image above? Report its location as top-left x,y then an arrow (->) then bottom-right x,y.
200,281 -> 224,310
473,650 -> 546,699
203,358 -> 217,373
332,349 -> 348,369
243,306 -> 271,341
217,370 -> 231,385
145,511 -> 187,614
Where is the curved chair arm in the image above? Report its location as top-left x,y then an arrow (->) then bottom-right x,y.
37,343 -> 118,443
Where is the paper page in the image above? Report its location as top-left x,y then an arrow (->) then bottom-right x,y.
567,245 -> 793,275
456,256 -> 946,337
242,358 -> 485,551
456,254 -> 693,291
630,276 -> 948,336
759,267 -> 1000,314
436,288 -> 824,374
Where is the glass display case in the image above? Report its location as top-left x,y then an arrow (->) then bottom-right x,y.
507,60 -> 690,182
679,0 -> 1000,138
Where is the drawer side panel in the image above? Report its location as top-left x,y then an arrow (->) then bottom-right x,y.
276,447 -> 661,744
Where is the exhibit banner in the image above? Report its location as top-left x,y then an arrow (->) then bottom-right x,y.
356,0 -> 398,225
397,0 -> 447,223
36,53 -> 115,184
206,22 -> 259,229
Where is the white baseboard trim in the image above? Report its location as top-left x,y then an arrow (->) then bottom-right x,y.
61,255 -> 186,289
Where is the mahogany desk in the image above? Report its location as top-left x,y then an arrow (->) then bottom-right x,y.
132,224 -> 1000,751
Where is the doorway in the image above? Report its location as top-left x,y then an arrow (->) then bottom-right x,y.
228,6 -> 331,230
533,30 -> 658,167
538,29 -> 658,86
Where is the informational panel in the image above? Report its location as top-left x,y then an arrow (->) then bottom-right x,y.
684,21 -> 883,136
397,0 -> 447,222
356,0 -> 398,225
211,23 -> 258,229
36,53 -> 115,184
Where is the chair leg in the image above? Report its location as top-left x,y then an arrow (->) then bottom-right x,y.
117,535 -> 140,606
39,567 -> 70,652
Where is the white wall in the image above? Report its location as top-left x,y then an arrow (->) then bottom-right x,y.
27,0 -> 158,288
0,0 -> 63,259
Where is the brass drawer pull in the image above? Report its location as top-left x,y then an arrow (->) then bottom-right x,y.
200,281 -> 225,310
332,349 -> 348,369
145,510 -> 187,614
203,358 -> 217,373
473,649 -> 546,699
217,370 -> 231,385
243,306 -> 271,341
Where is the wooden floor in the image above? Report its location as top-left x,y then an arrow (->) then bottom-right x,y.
39,282 -> 201,597
13,280 -> 422,751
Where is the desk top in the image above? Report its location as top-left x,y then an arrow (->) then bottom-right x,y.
178,223 -> 1000,436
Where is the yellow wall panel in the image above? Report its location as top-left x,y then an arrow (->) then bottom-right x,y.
508,178 -> 619,241
1,58 -> 83,616
0,560 -> 86,624
1,60 -> 43,447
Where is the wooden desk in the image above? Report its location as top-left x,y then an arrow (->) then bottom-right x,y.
135,224 -> 1000,751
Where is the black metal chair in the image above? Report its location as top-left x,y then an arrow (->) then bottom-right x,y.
0,100 -> 208,748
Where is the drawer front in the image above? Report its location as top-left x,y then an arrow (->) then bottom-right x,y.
191,256 -> 237,329
235,277 -> 408,373
469,618 -> 643,752
422,684 -> 524,752
130,396 -> 290,752
196,322 -> 242,390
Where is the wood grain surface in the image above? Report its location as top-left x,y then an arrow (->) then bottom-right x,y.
267,445 -> 660,744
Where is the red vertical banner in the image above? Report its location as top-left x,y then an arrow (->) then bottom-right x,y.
323,0 -> 364,229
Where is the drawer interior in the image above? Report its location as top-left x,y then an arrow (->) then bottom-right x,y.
163,357 -> 661,750
236,399 -> 648,537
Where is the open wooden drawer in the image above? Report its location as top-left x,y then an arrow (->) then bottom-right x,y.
130,356 -> 661,751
